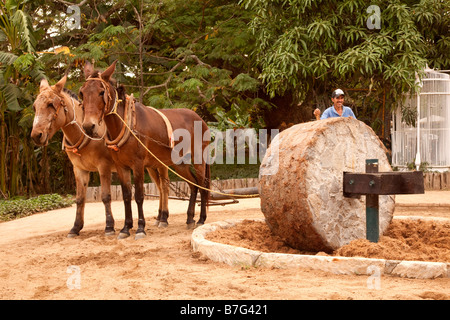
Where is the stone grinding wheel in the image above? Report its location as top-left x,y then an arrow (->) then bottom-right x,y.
259,117 -> 395,252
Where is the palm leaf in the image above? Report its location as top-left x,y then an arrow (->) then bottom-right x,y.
11,9 -> 36,53
0,82 -> 22,111
0,51 -> 18,65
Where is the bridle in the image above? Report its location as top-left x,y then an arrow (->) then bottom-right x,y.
50,93 -> 68,123
81,74 -> 174,151
83,74 -> 131,151
84,74 -> 122,121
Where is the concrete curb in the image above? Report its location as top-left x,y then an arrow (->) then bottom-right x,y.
191,217 -> 450,279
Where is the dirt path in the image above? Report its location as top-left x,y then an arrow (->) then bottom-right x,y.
1,192 -> 449,300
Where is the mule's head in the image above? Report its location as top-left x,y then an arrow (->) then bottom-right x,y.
79,60 -> 117,138
31,76 -> 68,146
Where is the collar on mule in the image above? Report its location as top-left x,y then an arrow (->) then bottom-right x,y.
104,94 -> 136,151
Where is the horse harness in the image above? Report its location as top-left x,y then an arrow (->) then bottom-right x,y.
85,75 -> 174,152
44,88 -> 89,156
62,94 -> 91,156
104,93 -> 136,151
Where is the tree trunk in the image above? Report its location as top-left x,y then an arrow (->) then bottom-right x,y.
0,109 -> 6,197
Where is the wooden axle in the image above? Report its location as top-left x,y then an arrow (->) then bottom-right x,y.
343,159 -> 424,243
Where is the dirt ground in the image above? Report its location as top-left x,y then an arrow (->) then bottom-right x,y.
0,191 -> 449,300
208,219 -> 450,262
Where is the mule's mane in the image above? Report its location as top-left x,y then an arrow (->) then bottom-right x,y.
62,88 -> 80,102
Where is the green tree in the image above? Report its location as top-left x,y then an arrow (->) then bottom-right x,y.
2,0 -> 449,197
240,0 -> 450,133
0,0 -> 45,197
63,0 -> 269,130
0,0 -> 267,197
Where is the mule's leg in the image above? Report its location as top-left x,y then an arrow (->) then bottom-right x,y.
196,127 -> 211,226
68,167 -> 90,237
173,164 -> 198,229
116,167 -> 133,239
98,166 -> 115,236
156,167 -> 170,228
146,168 -> 163,226
133,164 -> 147,240
186,184 -> 198,229
194,163 -> 210,226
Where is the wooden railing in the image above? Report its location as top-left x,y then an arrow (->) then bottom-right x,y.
85,178 -> 260,202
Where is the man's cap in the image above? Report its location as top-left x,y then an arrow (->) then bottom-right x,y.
332,89 -> 345,98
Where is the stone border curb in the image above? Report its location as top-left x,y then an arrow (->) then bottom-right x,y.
191,217 -> 450,279
396,203 -> 450,208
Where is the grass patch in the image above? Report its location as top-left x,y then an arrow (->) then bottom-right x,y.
210,162 -> 260,180
0,194 -> 74,222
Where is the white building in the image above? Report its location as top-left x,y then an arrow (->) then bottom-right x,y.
391,68 -> 450,171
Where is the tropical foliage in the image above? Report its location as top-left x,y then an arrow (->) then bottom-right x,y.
0,0 -> 449,197
241,0 -> 450,130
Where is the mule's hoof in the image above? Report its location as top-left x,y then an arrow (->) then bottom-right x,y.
117,232 -> 130,239
196,222 -> 204,228
67,233 -> 78,238
105,230 -> 115,237
186,222 -> 196,230
134,232 -> 146,240
154,220 -> 160,226
158,222 -> 169,228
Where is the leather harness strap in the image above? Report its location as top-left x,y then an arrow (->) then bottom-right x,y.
148,106 -> 174,149
104,94 -> 135,151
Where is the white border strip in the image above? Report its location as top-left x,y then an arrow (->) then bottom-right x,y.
191,217 -> 450,279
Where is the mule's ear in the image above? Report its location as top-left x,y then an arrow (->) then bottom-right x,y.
52,75 -> 67,94
40,78 -> 50,91
101,60 -> 117,82
84,60 -> 94,79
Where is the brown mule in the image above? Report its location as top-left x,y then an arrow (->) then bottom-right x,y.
79,61 -> 210,239
31,75 -> 118,237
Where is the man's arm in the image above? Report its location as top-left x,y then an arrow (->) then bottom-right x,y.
345,107 -> 356,119
313,108 -> 321,120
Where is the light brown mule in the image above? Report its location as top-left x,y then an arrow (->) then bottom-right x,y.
31,75 -> 118,237
80,61 -> 210,239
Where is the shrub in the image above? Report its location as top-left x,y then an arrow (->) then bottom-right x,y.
0,194 -> 74,221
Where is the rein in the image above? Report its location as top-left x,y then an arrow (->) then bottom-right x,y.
111,108 -> 258,198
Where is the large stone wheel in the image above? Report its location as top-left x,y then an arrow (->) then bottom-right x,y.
259,118 -> 395,252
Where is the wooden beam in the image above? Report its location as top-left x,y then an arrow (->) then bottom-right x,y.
343,171 -> 424,196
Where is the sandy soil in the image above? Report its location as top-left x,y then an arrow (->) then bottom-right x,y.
1,192 -> 449,300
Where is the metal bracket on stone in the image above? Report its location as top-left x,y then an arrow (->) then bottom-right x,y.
343,159 -> 424,243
